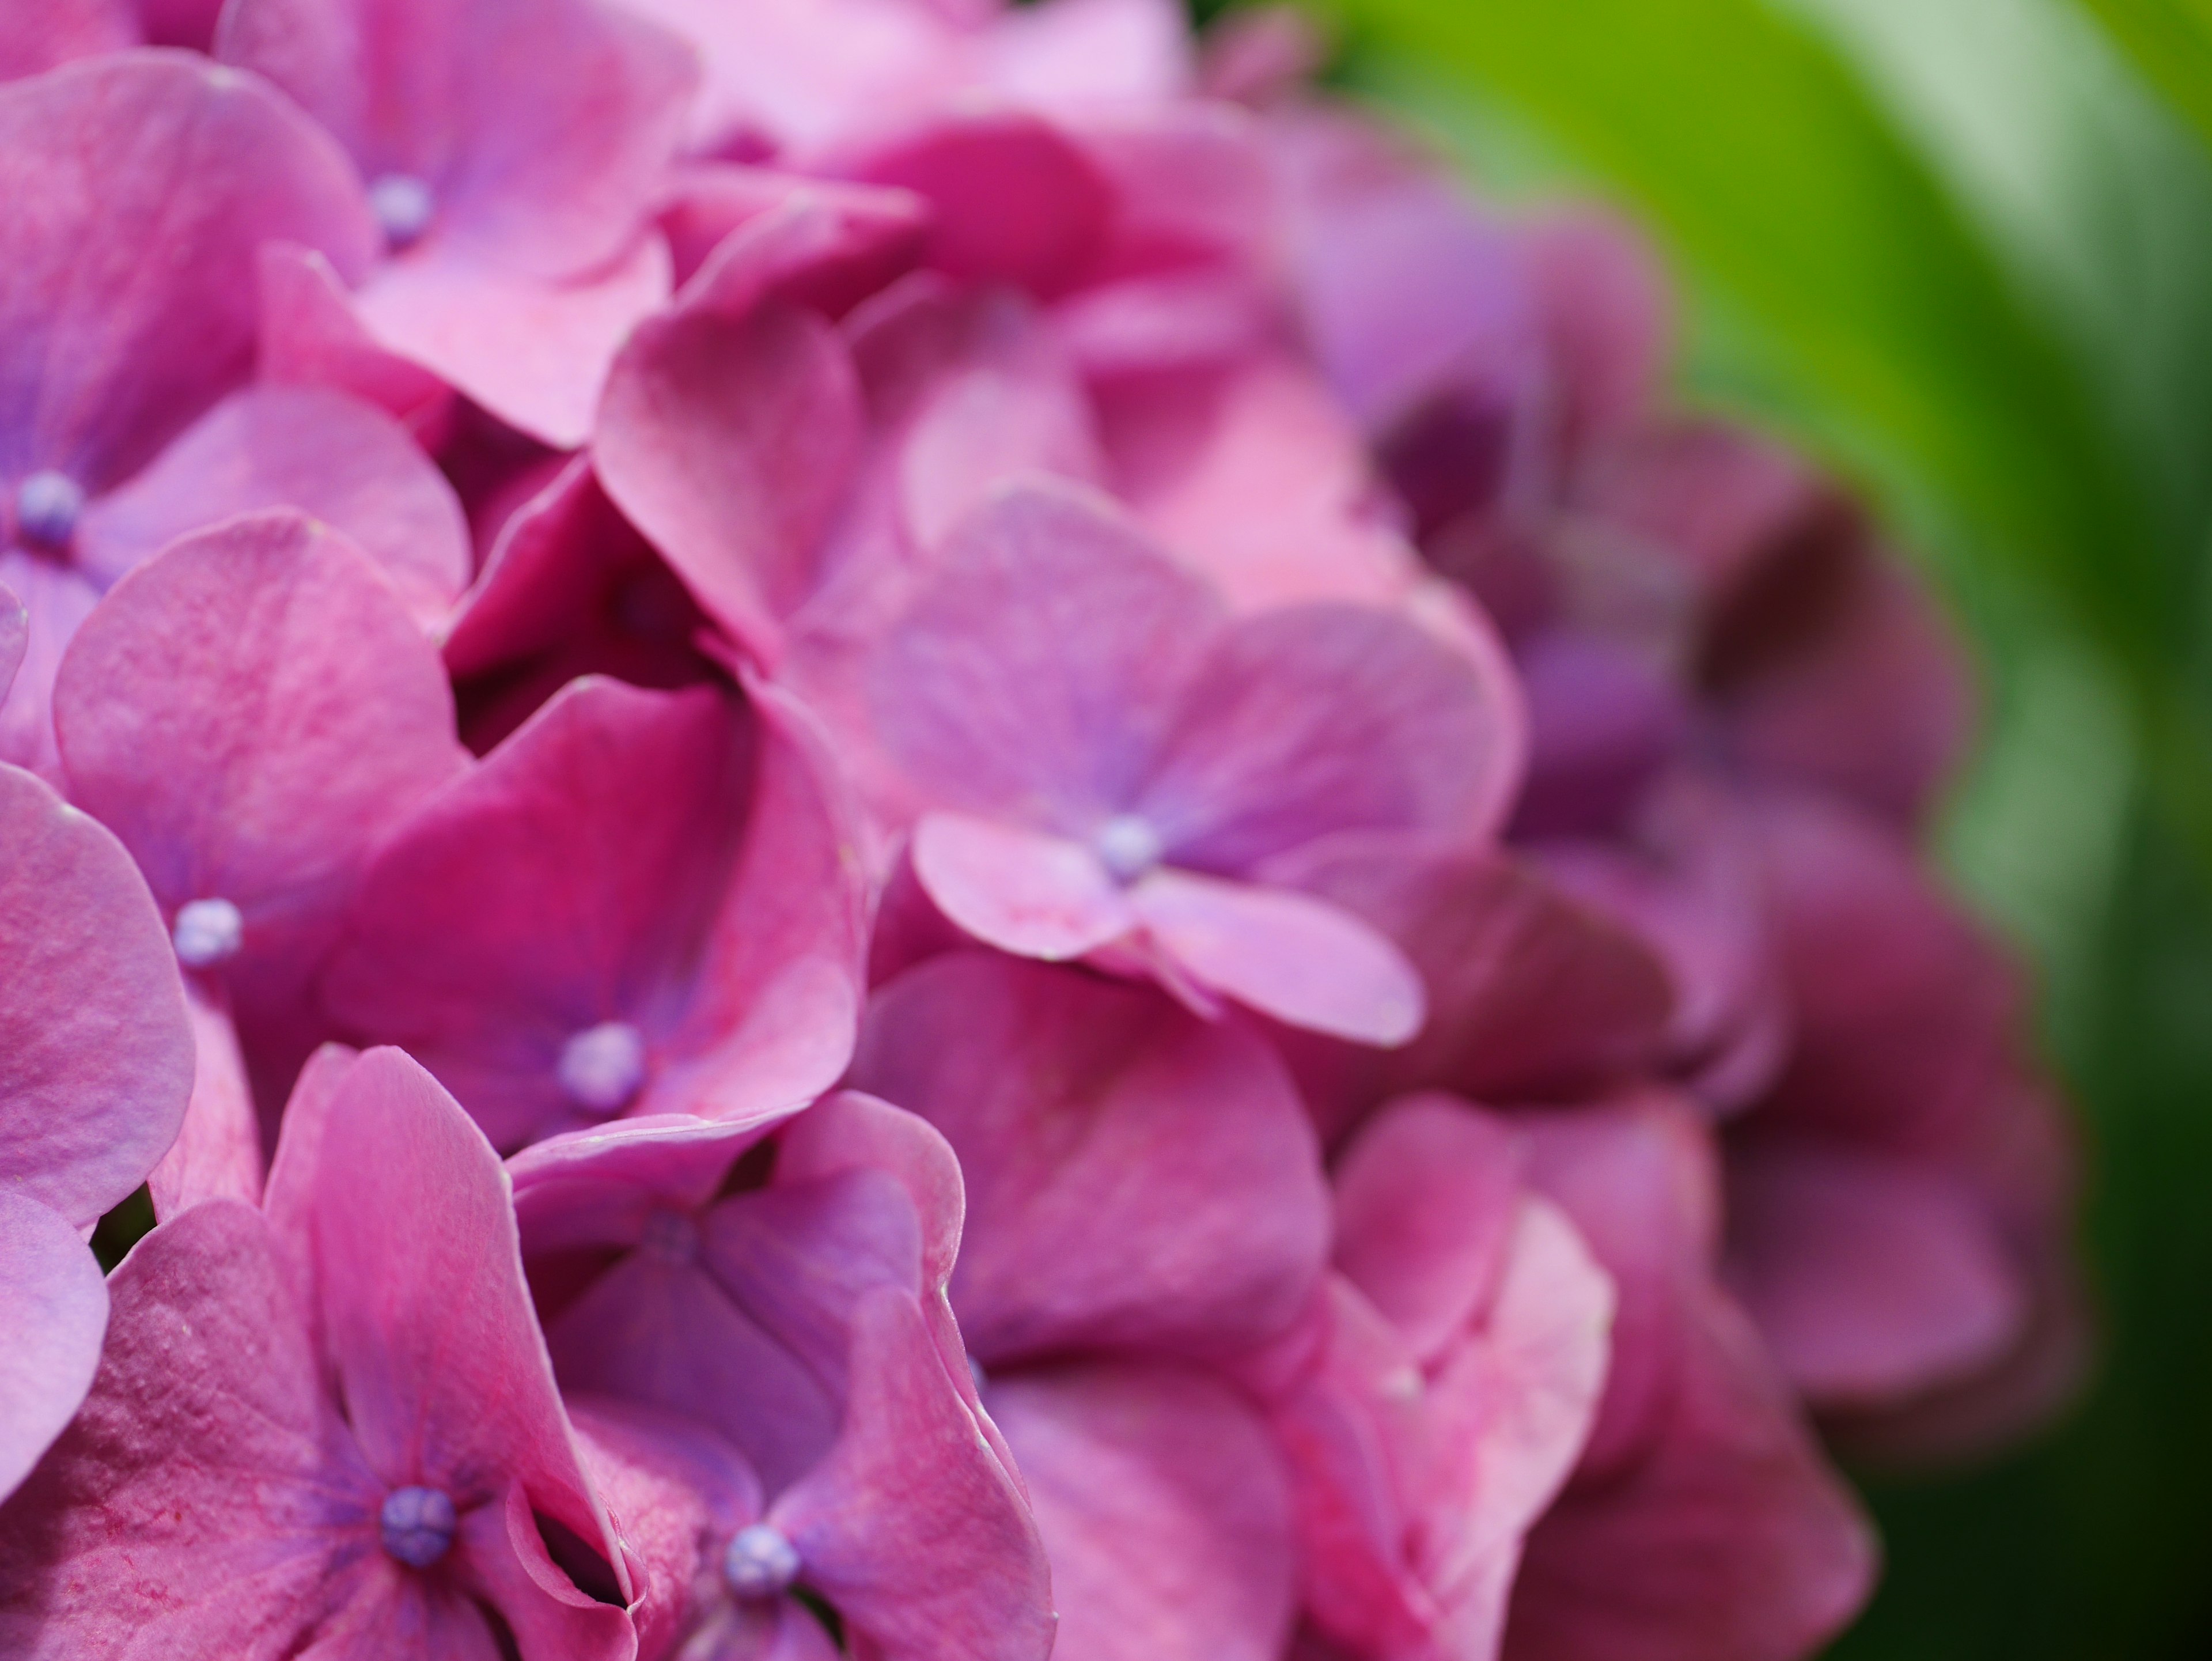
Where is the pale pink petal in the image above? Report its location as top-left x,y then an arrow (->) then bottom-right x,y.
1131,867 -> 1424,1045
910,812 -> 1138,961
0,1191 -> 108,1501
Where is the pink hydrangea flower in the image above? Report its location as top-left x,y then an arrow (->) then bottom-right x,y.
0,1047 -> 634,1658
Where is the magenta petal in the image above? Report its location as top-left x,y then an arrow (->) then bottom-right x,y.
0,557 -> 99,777
772,1287 -> 1056,1661
217,0 -> 694,281
0,1200 -> 376,1658
0,0 -> 137,82
75,385 -> 471,623
911,812 -> 1137,960
1726,1146 -> 2025,1409
0,51 -> 373,490
296,1048 -> 623,1588
595,241 -> 866,663
853,951 -> 1330,1364
54,512 -> 469,1009
0,762 -> 190,1226
991,1362 -> 1296,1661
147,981 -> 265,1219
0,584 -> 22,701
1131,867 -> 1425,1046
353,236 -> 674,449
257,241 -> 455,432
0,1191 -> 108,1502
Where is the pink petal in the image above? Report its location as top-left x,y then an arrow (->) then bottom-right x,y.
0,583 -> 22,706
0,1200 -> 377,1658
53,513 -> 470,1017
771,1287 -> 1056,1661
910,812 -> 1138,960
291,1047 -> 625,1592
75,385 -> 471,625
656,167 -> 933,310
147,981 -> 265,1219
0,762 -> 191,1225
1725,1146 -> 2025,1409
1131,867 -> 1425,1046
0,0 -> 135,82
976,0 -> 1192,107
869,483 -> 1222,828
0,1190 -> 108,1501
1521,207 -> 1673,458
990,1361 -> 1296,1661
217,0 -> 694,280
257,241 -> 454,433
594,227 -> 868,663
0,556 -> 98,778
351,235 -> 675,449
0,52 -> 373,491
849,109 -> 1116,297
1138,602 -> 1520,866
853,951 -> 1330,1364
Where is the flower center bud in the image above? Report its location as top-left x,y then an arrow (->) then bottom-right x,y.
14,471 -> 85,552
558,1020 -> 647,1114
722,1523 -> 800,1601
638,1205 -> 699,1266
172,898 -> 244,969
1093,814 -> 1163,884
380,1485 -> 458,1569
368,173 -> 437,251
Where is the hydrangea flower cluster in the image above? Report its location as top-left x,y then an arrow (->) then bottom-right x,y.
0,3 -> 2081,1659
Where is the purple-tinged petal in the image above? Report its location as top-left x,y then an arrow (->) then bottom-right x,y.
911,812 -> 1138,961
0,51 -> 374,490
596,222 -> 869,664
849,110 -> 1116,297
1724,1146 -> 2025,1409
0,554 -> 99,777
1131,868 -> 1425,1046
290,1047 -> 627,1612
771,1287 -> 1057,1661
0,1200 -> 379,1658
0,0 -> 137,82
0,1191 -> 108,1502
1521,207 -> 1673,460
870,483 -> 1222,828
0,582 -> 22,702
0,762 -> 191,1225
54,512 -> 470,1016
1509,629 -> 1688,840
75,386 -> 471,623
217,0 -> 694,281
853,951 -> 1330,1365
325,676 -> 864,1149
1138,601 -> 1520,866
147,980 -> 265,1219
991,1362 -> 1296,1661
351,236 -> 674,449
1267,838 -> 1674,1138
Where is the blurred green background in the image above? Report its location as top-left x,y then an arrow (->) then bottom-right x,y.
1197,0 -> 2212,1654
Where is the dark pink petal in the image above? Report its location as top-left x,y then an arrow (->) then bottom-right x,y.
1268,838 -> 1674,1138
75,385 -> 471,623
595,225 -> 868,663
1521,207 -> 1672,459
0,582 -> 22,703
147,981 -> 264,1219
0,52 -> 373,491
1509,630 -> 1688,840
0,1191 -> 108,1501
853,951 -> 1330,1365
1725,1146 -> 2025,1409
911,812 -> 1137,960
54,513 -> 470,1018
1130,868 -> 1425,1046
771,1287 -> 1056,1661
0,1200 -> 378,1658
657,167 -> 933,309
325,676 -> 863,1149
1138,602 -> 1520,865
285,1048 -> 627,1607
0,762 -> 191,1225
351,237 -> 675,449
870,484 -> 1221,830
217,0 -> 694,280
0,0 -> 134,82
850,110 -> 1116,297
991,1362 -> 1296,1661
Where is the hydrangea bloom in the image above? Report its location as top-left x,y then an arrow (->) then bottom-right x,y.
0,6 -> 2081,1661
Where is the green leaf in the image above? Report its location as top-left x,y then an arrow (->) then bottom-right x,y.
2079,0 -> 2212,154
